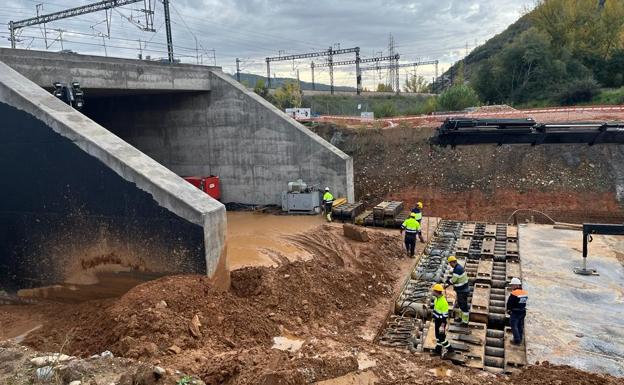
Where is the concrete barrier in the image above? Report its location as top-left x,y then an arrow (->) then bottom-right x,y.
0,61 -> 227,291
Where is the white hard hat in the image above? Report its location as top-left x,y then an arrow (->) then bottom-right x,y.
325,187 -> 330,191
510,277 -> 522,285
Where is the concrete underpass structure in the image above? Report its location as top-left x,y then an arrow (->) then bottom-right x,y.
0,49 -> 352,291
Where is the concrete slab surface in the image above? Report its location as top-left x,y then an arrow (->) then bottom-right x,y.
520,224 -> 624,376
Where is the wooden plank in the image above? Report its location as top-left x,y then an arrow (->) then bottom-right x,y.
506,239 -> 519,259
458,322 -> 486,369
506,225 -> 518,239
354,210 -> 372,226
422,321 -> 439,352
506,259 -> 522,282
373,201 -> 390,219
485,224 -> 497,238
455,238 -> 472,256
504,327 -> 527,370
469,283 -> 490,324
332,197 -> 347,207
476,259 -> 493,284
481,238 -> 496,256
462,223 -> 476,237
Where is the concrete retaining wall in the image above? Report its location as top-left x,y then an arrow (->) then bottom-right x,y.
83,73 -> 354,205
0,48 -> 354,206
0,61 -> 227,291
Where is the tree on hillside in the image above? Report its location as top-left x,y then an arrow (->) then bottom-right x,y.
472,26 -> 593,104
376,83 -> 394,92
532,0 -> 624,65
273,80 -> 302,109
404,75 -> 430,93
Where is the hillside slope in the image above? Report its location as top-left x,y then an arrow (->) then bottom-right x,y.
230,72 -> 356,92
444,0 -> 624,106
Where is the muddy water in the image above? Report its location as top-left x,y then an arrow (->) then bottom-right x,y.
227,212 -> 324,269
17,270 -> 165,303
11,213 -> 323,303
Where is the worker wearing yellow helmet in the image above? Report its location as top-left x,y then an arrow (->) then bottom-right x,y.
410,201 -> 426,243
445,255 -> 470,326
400,212 -> 421,258
431,283 -> 452,358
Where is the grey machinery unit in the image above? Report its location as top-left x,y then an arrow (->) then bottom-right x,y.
281,180 -> 321,214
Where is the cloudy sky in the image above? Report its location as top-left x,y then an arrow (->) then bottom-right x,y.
1,0 -> 536,88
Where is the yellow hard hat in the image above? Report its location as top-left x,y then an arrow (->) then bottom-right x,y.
417,201 -> 423,209
410,212 -> 417,218
432,283 -> 444,292
447,255 -> 457,263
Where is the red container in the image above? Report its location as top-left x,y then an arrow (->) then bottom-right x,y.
183,176 -> 220,201
184,176 -> 203,190
203,175 -> 221,200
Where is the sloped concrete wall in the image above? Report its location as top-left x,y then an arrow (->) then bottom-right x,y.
0,62 -> 227,291
204,71 -> 354,204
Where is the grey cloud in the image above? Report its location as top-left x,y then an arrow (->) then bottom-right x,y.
1,0 -> 535,86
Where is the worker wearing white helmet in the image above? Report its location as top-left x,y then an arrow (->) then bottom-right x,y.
506,277 -> 528,345
322,187 -> 334,222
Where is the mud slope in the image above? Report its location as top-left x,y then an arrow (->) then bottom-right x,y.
312,124 -> 624,223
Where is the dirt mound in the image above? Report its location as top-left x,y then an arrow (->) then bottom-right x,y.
21,226 -> 406,383
473,104 -> 518,113
509,362 -> 622,385
310,123 -> 624,223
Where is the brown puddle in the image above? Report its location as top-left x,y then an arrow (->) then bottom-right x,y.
226,212 -> 324,269
17,270 -> 165,303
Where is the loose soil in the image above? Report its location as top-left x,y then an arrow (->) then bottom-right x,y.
1,224 -> 622,384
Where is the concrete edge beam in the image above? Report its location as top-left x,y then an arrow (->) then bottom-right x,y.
0,48 -> 218,91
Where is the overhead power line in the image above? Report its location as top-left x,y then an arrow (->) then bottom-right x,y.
8,0 -> 178,63
266,47 -> 360,94
9,0 -> 143,48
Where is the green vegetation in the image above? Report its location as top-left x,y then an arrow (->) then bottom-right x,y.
302,94 -> 433,117
376,83 -> 394,92
253,79 -> 269,98
404,75 -> 430,93
452,0 -> 624,106
437,84 -> 480,111
591,87 -> 624,105
272,81 -> 302,109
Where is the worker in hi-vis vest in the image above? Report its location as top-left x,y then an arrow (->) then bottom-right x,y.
410,201 -> 426,243
507,277 -> 528,345
445,255 -> 470,326
400,212 -> 421,258
432,283 -> 453,358
322,187 -> 334,222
